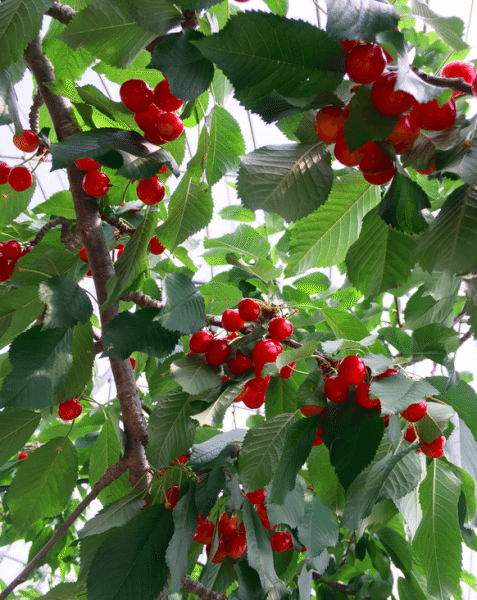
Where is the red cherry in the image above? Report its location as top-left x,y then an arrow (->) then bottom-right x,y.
189,330 -> 213,353
149,235 -> 165,255
387,114 -> 420,154
411,98 -> 456,131
224,531 -> 247,559
115,244 -> 125,258
163,485 -> 180,510
173,454 -> 187,464
339,40 -> 361,53
222,309 -> 244,332
374,368 -> 399,380
241,384 -> 266,409
0,257 -> 12,282
2,240 -> 22,260
159,165 -> 168,174
358,141 -> 393,174
134,103 -> 164,131
355,382 -> 380,409
338,355 -> 367,386
401,400 -> 427,422
120,79 -> 154,113
252,339 -> 281,369
222,374 -> 231,383
313,424 -> 324,446
403,426 -> 417,442
227,350 -> 253,376
441,61 -> 476,97
271,531 -> 294,552
248,374 -> 271,392
82,171 -> 110,197
58,398 -> 82,420
415,157 -> 436,175
12,130 -> 39,153
345,43 -> 386,84
194,516 -> 215,545
334,131 -> 365,167
75,157 -> 101,171
324,376 -> 349,403
255,502 -> 276,529
246,489 -> 267,504
86,269 -> 92,277
219,513 -> 238,537
8,166 -> 33,192
154,112 -> 184,142
300,404 -> 325,417
18,452 -> 28,460
238,298 -> 261,321
0,161 -> 11,184
79,246 -> 88,263
362,164 -> 396,185
144,128 -> 166,145
226,332 -> 239,341
141,499 -> 149,510
211,538 -> 227,563
153,79 -> 184,112
314,106 -> 347,144
371,72 -> 416,116
137,176 -> 165,206
279,362 -> 296,378
205,338 -> 231,366
421,435 -> 445,458
267,317 -> 293,341
130,357 -> 136,370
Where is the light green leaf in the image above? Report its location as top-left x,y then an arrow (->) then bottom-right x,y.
199,282 -> 243,315
191,380 -> 244,428
0,180 -> 36,229
39,277 -> 92,329
410,0 -> 469,50
34,190 -> 77,220
275,342 -> 320,369
370,376 -> 437,415
206,106 -> 245,186
154,273 -> 206,334
325,0 -> 399,43
0,286 -> 42,351
416,402 -> 455,444
0,408 -> 40,466
298,495 -> 339,557
219,205 -> 256,223
204,223 -> 270,264
170,354 -> 222,395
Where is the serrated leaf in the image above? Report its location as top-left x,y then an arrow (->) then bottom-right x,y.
190,380 -> 244,428
154,273 -> 206,334
0,180 -> 36,228
377,528 -> 413,575
170,354 -> 222,395
404,286 -> 456,330
380,172 -> 430,234
417,183 -> 477,275
321,307 -> 386,354
345,207 -> 417,298
206,106 -> 245,186
0,327 -> 72,409
7,437 -> 78,532
146,392 -> 197,469
43,20 -> 95,82
219,205 -> 256,223
298,495 -> 339,557
79,496 -> 144,539
325,0 -> 399,43
199,282 -> 243,315
190,429 -> 247,466
0,285 -> 42,351
307,445 -> 345,511
34,190 -> 77,220
87,506 -> 173,600
239,413 -> 297,491
370,376 -> 438,415
155,176 -> 213,250
57,0 -> 156,68
417,402 -> 455,444
410,0 -> 469,51
378,327 -> 412,354
204,224 -> 270,264
275,342 -> 320,370
0,67 -> 21,127
413,460 -> 462,599
0,0 -> 54,69
39,277 -> 92,329
411,323 -> 459,363
102,308 -> 180,360
192,12 -> 345,108
237,143 -> 334,223
286,171 -> 381,276
0,408 -> 40,466
127,0 -> 183,35
265,372 -> 307,420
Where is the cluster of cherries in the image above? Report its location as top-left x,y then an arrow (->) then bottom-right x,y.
188,298 -> 296,410
0,239 -> 32,282
312,354 -> 445,457
0,129 -> 39,193
314,44 -> 477,183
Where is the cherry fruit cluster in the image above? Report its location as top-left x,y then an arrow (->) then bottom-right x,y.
201,512 -> 248,563
0,239 -> 31,282
0,129 -> 39,193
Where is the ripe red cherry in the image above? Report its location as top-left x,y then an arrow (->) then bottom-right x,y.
411,98 -> 456,131
238,298 -> 261,321
338,355 -> 367,386
8,166 -> 32,192
334,131 -> 365,167
421,435 -> 445,458
82,171 -> 110,197
134,103 -> 164,131
314,106 -> 347,144
271,531 -> 294,552
371,72 -> 416,116
119,79 -> 154,113
227,350 -> 253,376
163,485 -> 180,510
149,235 -> 165,255
0,257 -> 12,282
401,400 -> 427,422
12,129 -> 39,153
441,61 -> 476,97
58,398 -> 82,421
189,330 -> 213,353
144,128 -> 166,145
252,339 -> 281,368
374,368 -> 399,380
222,309 -> 244,332
2,240 -> 22,260
255,502 -> 276,529
224,531 -> 247,559
159,165 -> 168,174
75,157 -> 101,171
115,244 -> 125,258
472,74 -> 477,98
403,426 -> 417,442
246,489 -> 267,504
415,157 -> 436,175
153,79 -> 184,112
205,338 -> 231,365
345,43 -> 386,84
219,512 -> 238,536
313,424 -> 324,446
130,357 -> 136,370
79,246 -> 88,263
387,114 -> 420,154
211,538 -> 227,563
18,452 -> 28,460
324,376 -> 349,403
300,404 -> 325,416
355,382 -> 380,409
137,176 -> 165,205
194,515 -> 215,545
279,362 -> 296,378
248,374 -> 271,392
267,317 -> 293,341
0,161 -> 11,184
359,141 -> 393,174
241,385 -> 266,409
154,112 -> 184,142
362,165 -> 395,185
339,40 -> 361,53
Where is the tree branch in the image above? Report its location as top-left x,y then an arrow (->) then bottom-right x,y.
100,212 -> 135,236
387,65 -> 474,96
29,216 -> 73,247
0,459 -> 129,600
46,0 -> 76,24
182,575 -> 222,600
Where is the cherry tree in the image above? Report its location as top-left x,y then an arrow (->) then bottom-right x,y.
0,0 -> 476,599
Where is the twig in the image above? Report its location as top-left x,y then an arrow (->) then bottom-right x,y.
182,575 -> 222,600
388,65 -> 473,96
458,329 -> 474,346
30,216 -> 73,247
121,291 -> 162,310
29,90 -> 43,134
46,0 -> 76,24
311,573 -> 356,596
141,402 -> 152,415
100,212 -> 135,236
0,459 -> 129,600
393,297 -> 402,328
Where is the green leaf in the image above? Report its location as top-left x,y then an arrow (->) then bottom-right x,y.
321,307 -> 386,354
155,176 -> 213,250
0,285 -> 42,351
378,327 -> 412,355
146,392 -> 197,470
417,183 -> 477,275
199,282 -> 243,316
57,0 -> 156,68
410,0 -> 470,51
127,0 -> 183,35
298,495 -> 339,557
265,372 -> 307,420
370,376 -> 437,415
0,180 -> 36,228
239,412 -> 297,492
345,207 -> 417,298
404,286 -> 456,330
148,29 -> 214,101
0,327 -> 73,409
78,496 -> 145,539
0,408 -> 40,466
34,190 -> 77,220
237,144 -> 334,222
219,205 -> 256,223
411,323 -> 459,362
170,354 -> 222,395
154,273 -> 206,334
286,171 -> 380,275
262,0 -> 288,16
413,460 -> 462,599
325,0 -> 399,43
102,308 -> 180,360
377,528 -> 413,575
7,437 -> 78,532
87,506 -> 173,600
192,12 -> 345,107
0,0 -> 54,69
206,106 -> 245,186
39,277 -> 92,329
0,67 -> 21,127
43,20 -> 95,82
191,380 -> 244,428
380,173 -> 431,234
416,402 -> 454,444
204,224 -> 270,264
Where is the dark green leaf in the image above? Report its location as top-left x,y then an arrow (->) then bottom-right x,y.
298,495 -> 339,557
377,528 -> 412,574
325,0 -> 399,42
39,277 -> 92,329
206,106 -> 245,186
128,0 -> 183,35
378,327 -> 412,354
154,273 -> 206,334
265,372 -> 308,420
0,408 -> 40,466
307,445 -> 345,512
380,173 -> 431,234
370,376 -> 437,415
404,286 -> 456,329
411,323 -> 459,363
170,354 -> 222,395
416,402 -> 454,443
79,496 -> 145,540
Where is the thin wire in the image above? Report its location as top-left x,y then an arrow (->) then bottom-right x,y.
246,111 -> 257,150
465,0 -> 475,42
